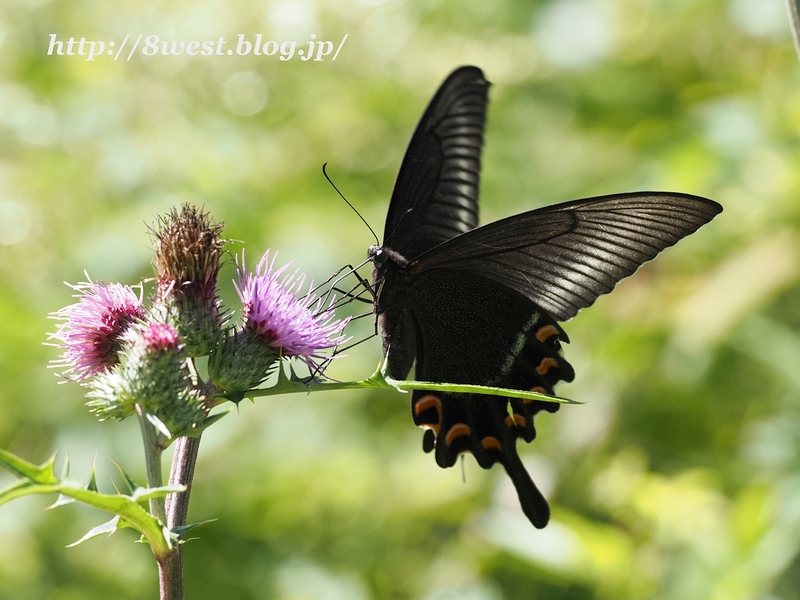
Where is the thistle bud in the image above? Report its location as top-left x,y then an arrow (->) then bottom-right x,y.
86,323 -> 205,435
150,204 -> 225,357
208,327 -> 279,395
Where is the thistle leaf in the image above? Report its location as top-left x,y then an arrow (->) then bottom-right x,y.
48,494 -> 76,509
87,458 -> 98,492
67,516 -> 122,547
0,447 -> 175,559
0,448 -> 59,484
110,460 -> 140,496
170,518 -> 217,540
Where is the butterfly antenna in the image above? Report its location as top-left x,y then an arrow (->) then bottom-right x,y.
322,163 -> 379,246
383,205 -> 418,249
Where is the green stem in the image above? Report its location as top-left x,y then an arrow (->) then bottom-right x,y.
136,405 -> 166,525
237,360 -> 579,405
160,434 -> 202,600
787,0 -> 800,63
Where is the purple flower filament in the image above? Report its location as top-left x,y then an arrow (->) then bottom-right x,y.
50,279 -> 144,380
235,251 -> 349,371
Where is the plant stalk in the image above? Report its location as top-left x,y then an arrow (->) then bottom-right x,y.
159,435 -> 202,600
158,552 -> 181,600
238,361 -> 578,405
136,405 -> 179,599
787,0 -> 800,63
136,405 -> 166,524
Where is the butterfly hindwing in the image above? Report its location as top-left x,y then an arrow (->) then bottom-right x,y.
384,67 -> 489,260
405,269 -> 573,528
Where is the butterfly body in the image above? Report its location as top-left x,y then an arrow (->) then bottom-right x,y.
369,66 -> 722,528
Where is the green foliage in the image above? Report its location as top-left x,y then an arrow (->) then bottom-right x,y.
0,449 -> 181,559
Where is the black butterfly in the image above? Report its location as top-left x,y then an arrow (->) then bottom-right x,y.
368,66 -> 722,529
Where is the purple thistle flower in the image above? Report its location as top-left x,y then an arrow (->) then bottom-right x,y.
235,251 -> 350,372
49,278 -> 144,381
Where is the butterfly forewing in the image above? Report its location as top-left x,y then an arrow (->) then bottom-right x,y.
410,193 -> 723,321
384,67 -> 489,260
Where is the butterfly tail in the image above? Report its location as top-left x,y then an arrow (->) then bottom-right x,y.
501,451 -> 550,529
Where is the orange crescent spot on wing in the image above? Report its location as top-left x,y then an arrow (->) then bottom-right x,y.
481,436 -> 502,450
505,414 -> 527,428
445,423 -> 471,447
421,423 -> 441,435
535,324 -> 559,342
535,357 -> 558,376
414,394 -> 443,423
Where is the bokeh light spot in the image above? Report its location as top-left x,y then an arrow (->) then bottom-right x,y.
222,71 -> 269,117
533,0 -> 611,69
0,201 -> 32,245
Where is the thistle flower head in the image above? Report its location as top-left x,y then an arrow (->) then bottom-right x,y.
49,278 -> 144,381
235,250 -> 350,372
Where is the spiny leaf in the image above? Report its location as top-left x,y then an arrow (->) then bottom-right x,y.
67,516 -> 122,547
239,357 -> 579,405
48,494 -> 76,509
87,457 -> 98,492
0,447 -> 174,559
131,485 -> 185,503
171,518 -> 217,539
110,460 -> 140,496
0,448 -> 59,484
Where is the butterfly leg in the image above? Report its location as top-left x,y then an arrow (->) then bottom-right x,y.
313,259 -> 376,308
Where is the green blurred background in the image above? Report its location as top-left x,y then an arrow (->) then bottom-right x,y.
2,0 -> 800,598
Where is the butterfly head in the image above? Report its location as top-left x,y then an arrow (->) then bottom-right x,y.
368,245 -> 409,272
368,245 -> 386,264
